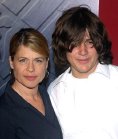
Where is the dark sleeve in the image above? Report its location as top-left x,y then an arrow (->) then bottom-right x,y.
0,108 -> 15,139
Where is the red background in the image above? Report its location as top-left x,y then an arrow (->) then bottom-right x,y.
99,0 -> 118,65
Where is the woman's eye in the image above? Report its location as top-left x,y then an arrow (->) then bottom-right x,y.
36,59 -> 43,63
35,58 -> 45,63
19,59 -> 27,63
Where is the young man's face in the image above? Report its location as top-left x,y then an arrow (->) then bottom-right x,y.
66,31 -> 99,78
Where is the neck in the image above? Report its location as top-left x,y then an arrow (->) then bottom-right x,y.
12,83 -> 39,100
70,62 -> 98,78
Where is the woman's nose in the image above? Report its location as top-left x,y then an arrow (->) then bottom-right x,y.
26,61 -> 34,72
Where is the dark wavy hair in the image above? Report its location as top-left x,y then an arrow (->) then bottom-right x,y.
52,5 -> 113,70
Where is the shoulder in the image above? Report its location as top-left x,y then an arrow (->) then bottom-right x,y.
0,105 -> 15,138
0,104 -> 9,118
109,65 -> 118,78
108,64 -> 118,77
0,92 -> 13,118
108,64 -> 118,71
0,99 -> 12,130
95,64 -> 118,79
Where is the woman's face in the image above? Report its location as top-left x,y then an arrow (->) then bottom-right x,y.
9,45 -> 48,89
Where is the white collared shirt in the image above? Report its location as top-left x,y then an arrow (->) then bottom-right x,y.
48,63 -> 118,139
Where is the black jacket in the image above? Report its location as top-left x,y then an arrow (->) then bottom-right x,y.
0,80 -> 63,139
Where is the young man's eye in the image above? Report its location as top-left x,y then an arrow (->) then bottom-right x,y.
85,40 -> 94,48
86,39 -> 93,44
88,40 -> 93,43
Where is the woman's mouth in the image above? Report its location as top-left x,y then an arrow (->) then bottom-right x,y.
24,76 -> 37,81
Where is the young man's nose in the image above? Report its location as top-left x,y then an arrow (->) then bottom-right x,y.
78,43 -> 88,55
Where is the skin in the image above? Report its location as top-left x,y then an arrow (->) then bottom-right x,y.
66,31 -> 99,78
9,45 -> 48,107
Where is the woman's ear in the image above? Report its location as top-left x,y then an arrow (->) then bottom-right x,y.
9,56 -> 14,69
46,58 -> 49,69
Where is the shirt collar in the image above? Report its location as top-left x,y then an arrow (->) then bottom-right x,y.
91,63 -> 110,78
66,63 -> 110,79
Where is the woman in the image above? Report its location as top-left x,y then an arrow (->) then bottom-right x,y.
0,28 -> 63,139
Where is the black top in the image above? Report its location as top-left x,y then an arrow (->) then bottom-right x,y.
0,80 -> 63,139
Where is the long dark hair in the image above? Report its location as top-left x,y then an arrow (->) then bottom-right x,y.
52,5 -> 113,71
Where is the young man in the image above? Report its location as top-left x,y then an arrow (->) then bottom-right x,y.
48,5 -> 118,139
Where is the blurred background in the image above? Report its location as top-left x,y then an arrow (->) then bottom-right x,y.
0,0 -> 118,94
